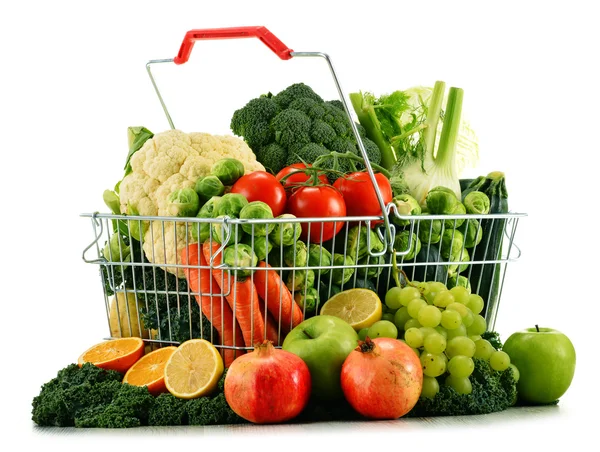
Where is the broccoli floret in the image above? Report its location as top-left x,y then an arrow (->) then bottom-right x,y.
325,99 -> 345,111
288,97 -> 320,117
273,83 -> 324,108
230,96 -> 280,148
327,137 -> 359,155
148,393 -> 188,426
407,358 -> 518,417
286,143 -> 330,166
356,136 -> 382,166
311,119 -> 337,145
271,109 -> 312,149
32,363 -> 124,427
255,142 -> 288,174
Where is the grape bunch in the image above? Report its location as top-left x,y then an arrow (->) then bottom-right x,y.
358,281 -> 517,399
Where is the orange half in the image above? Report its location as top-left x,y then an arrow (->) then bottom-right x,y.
78,337 -> 145,374
123,346 -> 177,395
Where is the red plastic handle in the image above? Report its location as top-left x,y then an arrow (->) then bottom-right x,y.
173,26 -> 293,65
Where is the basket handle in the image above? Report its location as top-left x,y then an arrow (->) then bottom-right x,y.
174,26 -> 293,64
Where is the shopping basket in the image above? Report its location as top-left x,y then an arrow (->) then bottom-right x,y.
81,27 -> 526,357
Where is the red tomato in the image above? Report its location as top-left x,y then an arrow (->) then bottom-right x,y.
286,185 -> 346,243
333,172 -> 392,219
275,163 -> 329,189
231,171 -> 287,217
224,341 -> 311,424
341,337 -> 423,419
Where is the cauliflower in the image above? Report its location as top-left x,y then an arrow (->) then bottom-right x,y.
119,129 -> 264,276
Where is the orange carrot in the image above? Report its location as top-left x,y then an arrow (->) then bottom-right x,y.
259,300 -> 283,346
202,241 -> 266,348
254,261 -> 304,332
180,244 -> 245,367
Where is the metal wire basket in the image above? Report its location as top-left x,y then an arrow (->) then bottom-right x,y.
81,27 -> 526,360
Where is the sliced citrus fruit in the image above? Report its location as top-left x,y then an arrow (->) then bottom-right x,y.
78,337 -> 145,374
164,339 -> 224,399
123,346 -> 177,395
319,288 -> 383,331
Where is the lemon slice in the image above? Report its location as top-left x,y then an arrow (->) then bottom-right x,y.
164,339 -> 224,399
320,288 -> 383,331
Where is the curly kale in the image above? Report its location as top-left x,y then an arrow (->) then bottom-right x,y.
481,331 -> 503,350
407,358 -> 517,417
148,393 -> 188,426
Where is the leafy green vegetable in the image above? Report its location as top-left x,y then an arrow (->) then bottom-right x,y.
124,126 -> 154,176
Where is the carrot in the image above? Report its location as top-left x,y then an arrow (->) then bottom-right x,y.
254,261 -> 304,332
180,244 -> 245,367
259,300 -> 283,346
202,241 -> 266,348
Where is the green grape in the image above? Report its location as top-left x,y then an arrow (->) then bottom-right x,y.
446,336 -> 476,358
394,307 -> 411,332
445,375 -> 473,395
508,363 -> 520,382
399,286 -> 422,307
449,286 -> 470,304
420,352 -> 447,377
467,294 -> 485,314
446,302 -> 469,318
382,312 -> 396,323
416,281 -> 429,296
404,318 -> 422,330
423,332 -> 447,354
489,350 -> 511,371
441,309 -> 462,330
411,347 -> 421,357
433,291 -> 455,308
473,339 -> 495,360
424,282 -> 447,304
461,309 -> 474,328
446,324 -> 467,340
419,326 -> 438,338
421,376 -> 440,399
385,286 -> 403,310
435,326 -> 448,339
407,298 -> 427,318
466,314 -> 487,336
418,305 -> 442,328
381,303 -> 390,314
368,320 -> 398,339
358,327 -> 369,341
404,327 -> 424,348
448,355 -> 475,378
469,335 -> 482,342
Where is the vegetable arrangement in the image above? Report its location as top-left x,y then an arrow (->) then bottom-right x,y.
33,74 -> 573,430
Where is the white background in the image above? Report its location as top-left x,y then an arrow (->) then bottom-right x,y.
1,0 -> 598,449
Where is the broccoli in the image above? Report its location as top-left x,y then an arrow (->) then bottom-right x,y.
355,137 -> 382,167
230,82 -> 382,177
148,393 -> 188,426
406,358 -> 518,417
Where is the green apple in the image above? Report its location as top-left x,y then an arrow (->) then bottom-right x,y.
282,315 -> 359,400
502,326 -> 576,405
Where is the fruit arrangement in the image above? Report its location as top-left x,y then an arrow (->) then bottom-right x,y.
36,30 -> 577,428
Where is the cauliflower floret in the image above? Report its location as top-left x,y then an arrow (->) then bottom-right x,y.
119,129 -> 264,276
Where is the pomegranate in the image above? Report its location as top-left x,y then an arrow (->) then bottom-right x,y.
341,337 -> 423,419
224,340 -> 311,424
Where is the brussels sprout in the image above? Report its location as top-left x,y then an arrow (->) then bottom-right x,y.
357,254 -> 384,279
448,274 -> 471,291
211,215 -> 244,246
167,187 -> 200,217
392,193 -> 422,226
463,191 -> 491,215
440,229 -> 465,260
283,240 -> 308,268
447,248 -> 470,275
192,196 -> 222,243
242,234 -> 272,262
195,175 -> 225,203
417,217 -> 443,245
216,193 -> 248,218
294,287 -> 319,316
347,225 -> 385,261
286,269 -> 315,291
444,202 -> 467,228
330,253 -> 355,285
394,230 -> 421,261
102,233 -> 131,262
460,219 -> 483,248
426,186 -> 460,214
239,201 -> 275,236
308,244 -> 332,275
211,158 -> 246,185
271,214 -> 302,247
223,243 -> 258,279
